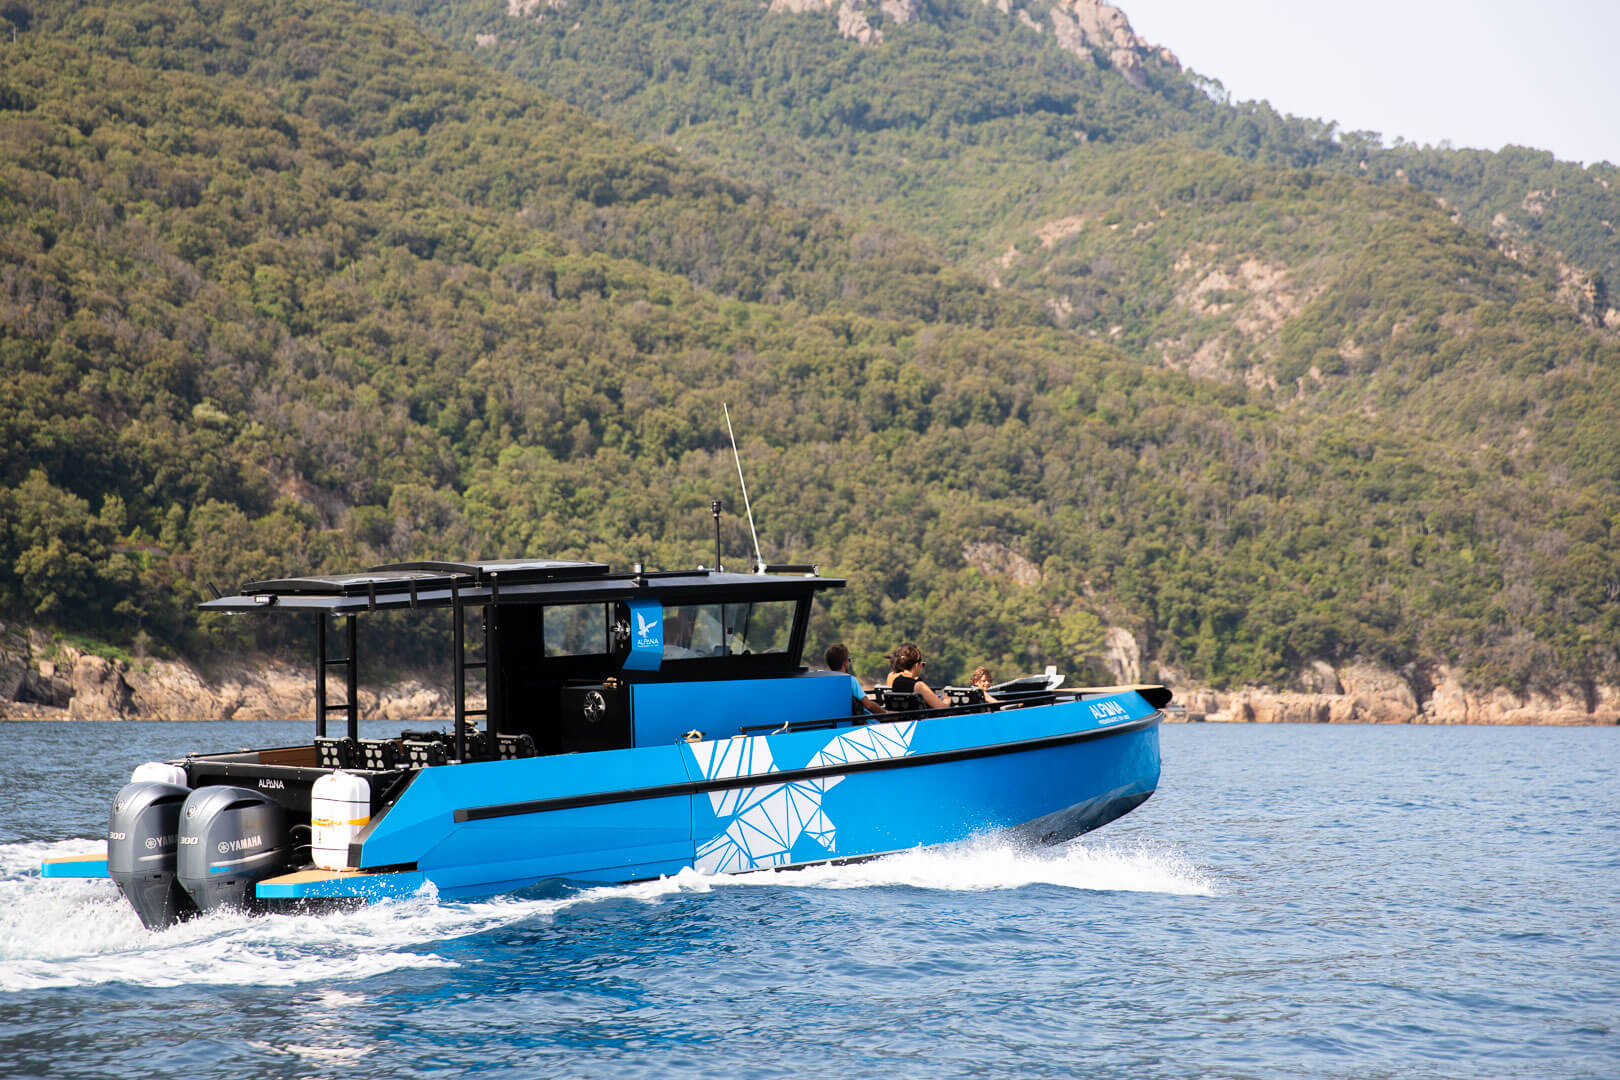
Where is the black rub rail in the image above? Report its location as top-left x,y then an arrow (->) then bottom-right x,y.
452,712 -> 1160,823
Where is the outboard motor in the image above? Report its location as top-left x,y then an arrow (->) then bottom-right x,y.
108,780 -> 199,932
176,786 -> 293,914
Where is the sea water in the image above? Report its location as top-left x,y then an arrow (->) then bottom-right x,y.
1,721 -> 1615,1079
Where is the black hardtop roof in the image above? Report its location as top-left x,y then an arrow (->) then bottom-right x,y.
242,560 -> 610,597
201,559 -> 842,614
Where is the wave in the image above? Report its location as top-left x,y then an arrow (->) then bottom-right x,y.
714,835 -> 1218,896
0,836 -> 1211,991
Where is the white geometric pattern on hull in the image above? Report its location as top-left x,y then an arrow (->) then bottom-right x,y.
693,723 -> 917,874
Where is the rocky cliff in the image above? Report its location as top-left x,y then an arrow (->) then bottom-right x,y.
758,0 -> 1180,82
1110,630 -> 1620,726
1167,668 -> 1620,726
0,624 -> 457,723
6,621 -> 1614,725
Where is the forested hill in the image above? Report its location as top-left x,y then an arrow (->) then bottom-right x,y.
0,0 -> 1616,701
384,0 -> 1620,275
380,0 -> 1620,488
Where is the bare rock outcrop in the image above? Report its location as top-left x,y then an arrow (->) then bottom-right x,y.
1170,660 -> 1619,726
962,541 -> 1043,586
0,628 -> 458,723
1103,626 -> 1140,684
836,3 -> 881,45
66,654 -> 136,721
1332,663 -> 1419,724
505,0 -> 567,19
880,0 -> 924,23
1044,0 -> 1178,86
767,0 -> 1178,70
1421,665 -> 1620,725
1225,693 -> 1330,725
768,0 -> 900,44
6,625 -> 1616,727
1296,660 -> 1341,696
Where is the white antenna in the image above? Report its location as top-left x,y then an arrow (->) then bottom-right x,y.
724,403 -> 765,572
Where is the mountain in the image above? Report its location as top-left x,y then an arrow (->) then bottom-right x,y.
389,0 -> 1619,268
379,0 -> 1620,476
0,0 -> 1616,709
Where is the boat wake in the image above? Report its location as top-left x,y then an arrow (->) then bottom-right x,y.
718,835 -> 1217,896
1,836 -> 1211,991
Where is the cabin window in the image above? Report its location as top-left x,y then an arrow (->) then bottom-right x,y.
724,600 -> 794,656
663,604 -> 723,659
662,600 -> 796,661
543,603 -> 609,656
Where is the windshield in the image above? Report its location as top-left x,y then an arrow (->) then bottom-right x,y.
662,600 -> 796,661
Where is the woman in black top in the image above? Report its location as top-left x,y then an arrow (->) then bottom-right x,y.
885,643 -> 948,710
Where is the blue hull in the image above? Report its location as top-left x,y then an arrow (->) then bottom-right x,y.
259,692 -> 1161,903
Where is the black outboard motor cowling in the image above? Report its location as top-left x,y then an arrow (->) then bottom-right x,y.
176,786 -> 293,914
108,781 -> 199,932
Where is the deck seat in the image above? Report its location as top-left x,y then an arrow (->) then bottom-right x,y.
496,733 -> 537,759
401,739 -> 447,767
877,689 -> 925,713
316,736 -> 359,769
358,738 -> 401,770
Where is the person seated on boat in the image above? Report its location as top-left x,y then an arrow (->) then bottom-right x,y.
884,643 -> 948,710
826,643 -> 884,716
970,666 -> 1000,704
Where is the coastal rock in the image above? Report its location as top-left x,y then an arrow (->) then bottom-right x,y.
1227,692 -> 1329,724
16,667 -> 75,709
67,654 -> 135,721
1175,660 -> 1620,727
0,627 -> 461,723
1180,689 -> 1221,717
1296,660 -> 1341,695
375,681 -> 455,721
1421,665 -> 1620,725
8,627 -> 1617,727
1333,662 -> 1417,723
0,625 -> 28,704
127,659 -> 221,721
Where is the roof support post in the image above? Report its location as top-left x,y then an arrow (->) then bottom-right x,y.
452,583 -> 465,763
314,613 -> 327,738
486,571 -> 502,749
345,613 -> 359,742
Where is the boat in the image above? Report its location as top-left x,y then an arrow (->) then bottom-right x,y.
41,558 -> 1167,929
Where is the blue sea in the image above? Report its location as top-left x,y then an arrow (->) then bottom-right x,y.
1,721 -> 1615,1079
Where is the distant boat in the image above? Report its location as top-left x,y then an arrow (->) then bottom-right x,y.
43,559 -> 1167,929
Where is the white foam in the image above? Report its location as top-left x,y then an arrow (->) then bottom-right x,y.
0,839 -> 726,992
711,835 -> 1218,896
0,837 -> 106,878
0,835 -> 1210,991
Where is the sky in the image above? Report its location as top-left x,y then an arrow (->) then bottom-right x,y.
1116,0 -> 1620,167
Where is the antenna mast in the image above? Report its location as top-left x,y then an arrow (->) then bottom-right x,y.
724,403 -> 765,572
711,500 -> 722,571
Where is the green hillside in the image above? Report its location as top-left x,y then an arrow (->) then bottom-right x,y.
982,143 -> 1620,484
1,0 -> 1617,699
367,0 -> 1620,483
376,0 -> 1620,276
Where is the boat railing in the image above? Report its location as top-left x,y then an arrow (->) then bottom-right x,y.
737,715 -> 856,736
